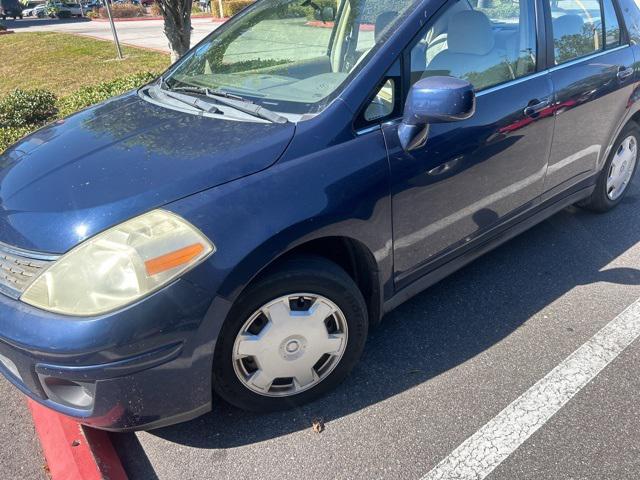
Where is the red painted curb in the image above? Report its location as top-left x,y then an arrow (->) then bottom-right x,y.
28,400 -> 127,480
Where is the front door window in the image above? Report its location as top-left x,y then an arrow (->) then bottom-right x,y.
410,0 -> 537,91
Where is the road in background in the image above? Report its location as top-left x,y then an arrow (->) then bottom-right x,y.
3,17 -> 221,53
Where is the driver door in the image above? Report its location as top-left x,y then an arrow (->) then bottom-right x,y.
385,0 -> 555,288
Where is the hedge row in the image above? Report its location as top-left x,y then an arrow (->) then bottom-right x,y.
96,4 -> 146,18
0,72 -> 157,153
222,0 -> 254,17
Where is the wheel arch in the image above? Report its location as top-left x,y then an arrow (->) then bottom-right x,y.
597,109 -> 640,174
220,234 -> 384,328
626,111 -> 640,129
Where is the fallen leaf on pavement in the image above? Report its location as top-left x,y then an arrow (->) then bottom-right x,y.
312,417 -> 325,433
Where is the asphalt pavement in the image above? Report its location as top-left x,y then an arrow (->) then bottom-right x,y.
103,178 -> 640,479
0,377 -> 47,479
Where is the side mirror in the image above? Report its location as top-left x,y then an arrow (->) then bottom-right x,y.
398,76 -> 475,151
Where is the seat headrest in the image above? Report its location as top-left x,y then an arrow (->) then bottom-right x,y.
552,14 -> 585,39
375,11 -> 398,42
447,10 -> 495,55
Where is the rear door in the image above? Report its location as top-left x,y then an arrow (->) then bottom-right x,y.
543,0 -> 636,196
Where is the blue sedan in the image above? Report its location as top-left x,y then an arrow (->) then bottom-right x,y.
1,0 -> 639,430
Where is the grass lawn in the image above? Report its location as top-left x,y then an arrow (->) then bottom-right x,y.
0,32 -> 170,97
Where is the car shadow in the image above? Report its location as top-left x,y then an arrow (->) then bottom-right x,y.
113,181 -> 640,473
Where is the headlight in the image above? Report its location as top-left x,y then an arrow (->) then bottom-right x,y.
21,210 -> 214,316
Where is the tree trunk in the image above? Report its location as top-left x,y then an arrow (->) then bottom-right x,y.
159,0 -> 193,63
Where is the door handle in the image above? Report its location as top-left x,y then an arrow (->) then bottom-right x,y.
617,66 -> 634,81
523,99 -> 550,117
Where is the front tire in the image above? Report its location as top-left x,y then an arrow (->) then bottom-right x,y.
213,255 -> 368,412
581,123 -> 639,212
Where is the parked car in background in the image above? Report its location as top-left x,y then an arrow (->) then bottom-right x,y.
81,0 -> 101,10
23,3 -> 47,16
0,0 -> 640,432
46,1 -> 84,17
22,1 -> 41,9
0,0 -> 23,19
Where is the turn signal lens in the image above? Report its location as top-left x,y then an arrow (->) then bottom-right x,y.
21,210 -> 214,316
145,243 -> 205,276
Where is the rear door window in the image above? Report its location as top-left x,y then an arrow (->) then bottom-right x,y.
602,0 -> 622,47
549,0 -> 604,64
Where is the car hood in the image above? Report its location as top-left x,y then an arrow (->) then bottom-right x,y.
0,92 -> 295,253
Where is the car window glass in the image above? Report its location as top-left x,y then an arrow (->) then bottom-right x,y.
549,0 -> 603,64
364,78 -> 395,121
167,0 -> 419,115
409,0 -> 537,92
353,0 -> 410,58
602,0 -> 622,47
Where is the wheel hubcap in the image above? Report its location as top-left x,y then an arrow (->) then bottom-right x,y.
232,294 -> 348,397
607,135 -> 637,201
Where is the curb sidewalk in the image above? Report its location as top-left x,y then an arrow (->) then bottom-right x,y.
28,400 -> 127,480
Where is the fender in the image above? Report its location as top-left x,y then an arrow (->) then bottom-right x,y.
169,114 -> 394,332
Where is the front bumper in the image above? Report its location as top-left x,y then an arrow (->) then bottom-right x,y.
0,277 -> 225,431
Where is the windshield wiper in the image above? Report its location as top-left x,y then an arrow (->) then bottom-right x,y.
166,85 -> 289,124
158,87 -> 223,115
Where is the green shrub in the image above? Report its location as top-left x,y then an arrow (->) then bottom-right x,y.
0,126 -> 33,153
222,0 -> 254,17
57,71 -> 157,117
0,89 -> 58,129
150,2 -> 162,15
472,0 -> 520,19
98,3 -> 144,18
0,73 -> 158,153
216,58 -> 292,74
285,0 -> 335,20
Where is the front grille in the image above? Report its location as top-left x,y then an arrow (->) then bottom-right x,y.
0,243 -> 56,299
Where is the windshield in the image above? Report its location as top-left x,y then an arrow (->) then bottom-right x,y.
165,0 -> 419,115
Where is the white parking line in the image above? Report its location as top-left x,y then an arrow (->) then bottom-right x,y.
421,297 -> 640,480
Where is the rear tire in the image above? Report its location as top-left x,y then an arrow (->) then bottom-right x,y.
213,255 -> 368,412
580,123 -> 639,212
